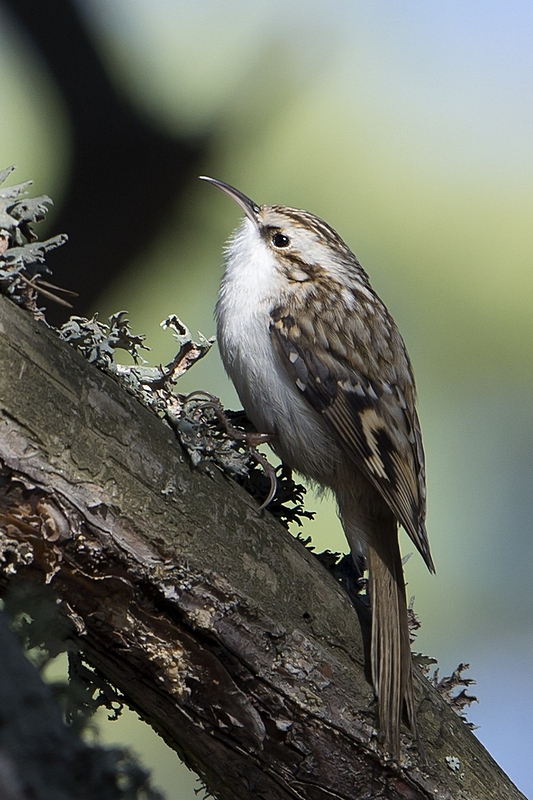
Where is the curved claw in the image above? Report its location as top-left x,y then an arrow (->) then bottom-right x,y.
183,390 -> 221,404
251,451 -> 278,511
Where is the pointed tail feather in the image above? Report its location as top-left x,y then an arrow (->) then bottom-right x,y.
366,522 -> 416,757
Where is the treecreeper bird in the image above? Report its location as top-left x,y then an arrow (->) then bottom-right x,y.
201,176 -> 435,757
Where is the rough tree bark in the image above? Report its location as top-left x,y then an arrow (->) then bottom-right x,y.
0,294 -> 525,800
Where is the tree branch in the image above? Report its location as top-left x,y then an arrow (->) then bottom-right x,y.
3,0 -> 207,325
0,295 -> 525,800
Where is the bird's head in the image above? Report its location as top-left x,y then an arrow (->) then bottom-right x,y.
200,176 -> 362,285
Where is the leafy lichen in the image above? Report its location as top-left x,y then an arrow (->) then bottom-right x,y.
0,166 -> 69,314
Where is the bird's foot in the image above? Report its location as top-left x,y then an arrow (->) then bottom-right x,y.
182,391 -> 277,510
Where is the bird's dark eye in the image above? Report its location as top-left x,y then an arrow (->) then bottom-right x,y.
272,232 -> 290,248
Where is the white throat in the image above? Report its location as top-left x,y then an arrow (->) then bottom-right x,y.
217,218 -> 284,319
215,218 -> 286,432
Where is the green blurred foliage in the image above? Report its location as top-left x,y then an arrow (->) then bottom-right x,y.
2,1 -> 532,796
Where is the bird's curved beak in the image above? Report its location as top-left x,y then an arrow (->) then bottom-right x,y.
199,176 -> 260,224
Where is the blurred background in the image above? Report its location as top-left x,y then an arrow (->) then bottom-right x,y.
1,0 -> 532,796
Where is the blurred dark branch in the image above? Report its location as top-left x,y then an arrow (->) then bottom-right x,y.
3,0 -> 207,324
0,295 -> 526,800
0,611 -> 163,800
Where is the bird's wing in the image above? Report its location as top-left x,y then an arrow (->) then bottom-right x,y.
270,312 -> 434,572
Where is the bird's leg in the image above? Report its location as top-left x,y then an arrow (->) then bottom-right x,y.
183,391 -> 274,446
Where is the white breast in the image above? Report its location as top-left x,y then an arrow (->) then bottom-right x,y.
215,218 -> 342,483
